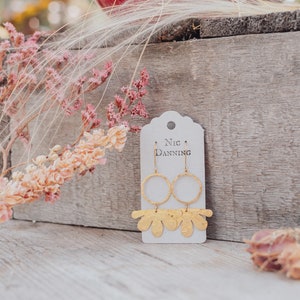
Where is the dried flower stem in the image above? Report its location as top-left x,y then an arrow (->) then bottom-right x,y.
0,40 -> 149,222
0,125 -> 128,223
0,23 -> 115,177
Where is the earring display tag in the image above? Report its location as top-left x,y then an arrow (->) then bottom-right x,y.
133,111 -> 212,244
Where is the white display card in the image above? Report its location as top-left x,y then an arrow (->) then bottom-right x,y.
139,111 -> 207,243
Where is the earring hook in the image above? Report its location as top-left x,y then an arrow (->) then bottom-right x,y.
154,141 -> 158,173
184,140 -> 188,173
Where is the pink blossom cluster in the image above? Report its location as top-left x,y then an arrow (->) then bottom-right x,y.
107,68 -> 149,132
246,228 -> 300,279
0,23 -> 119,176
0,23 -> 42,145
0,22 -> 41,101
45,58 -> 112,118
0,23 -> 150,223
0,125 -> 128,223
0,22 -> 112,148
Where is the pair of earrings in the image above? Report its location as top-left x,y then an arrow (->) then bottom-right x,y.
132,141 -> 213,238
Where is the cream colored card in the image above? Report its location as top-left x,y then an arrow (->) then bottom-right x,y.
137,111 -> 209,243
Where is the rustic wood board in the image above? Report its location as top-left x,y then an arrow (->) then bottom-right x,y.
51,10 -> 300,48
0,220 -> 299,300
154,10 -> 300,42
0,107 -> 10,173
12,31 -> 300,242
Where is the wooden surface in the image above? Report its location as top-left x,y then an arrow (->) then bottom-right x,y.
154,10 -> 300,42
0,220 -> 299,300
0,106 -> 10,172
12,31 -> 300,242
52,10 -> 300,47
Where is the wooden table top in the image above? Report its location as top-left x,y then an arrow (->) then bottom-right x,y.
0,220 -> 299,300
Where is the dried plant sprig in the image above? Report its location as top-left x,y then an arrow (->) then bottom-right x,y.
0,65 -> 149,223
245,228 -> 300,279
278,243 -> 300,280
0,23 -> 113,176
107,68 -> 149,132
44,59 -> 112,117
0,125 -> 128,223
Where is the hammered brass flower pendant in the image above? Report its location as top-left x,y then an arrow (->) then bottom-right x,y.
131,208 -> 213,238
133,141 -> 213,238
176,208 -> 213,238
131,209 -> 179,237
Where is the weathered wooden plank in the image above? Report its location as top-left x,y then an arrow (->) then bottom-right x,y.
48,10 -> 300,48
12,31 -> 300,242
154,10 -> 300,42
0,220 -> 299,300
0,106 -> 10,173
197,9 -> 300,39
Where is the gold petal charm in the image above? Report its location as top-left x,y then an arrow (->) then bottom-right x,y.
181,218 -> 194,238
151,219 -> 164,237
177,208 -> 213,238
137,214 -> 153,232
131,209 -> 180,237
131,210 -> 146,219
165,209 -> 182,231
192,214 -> 208,231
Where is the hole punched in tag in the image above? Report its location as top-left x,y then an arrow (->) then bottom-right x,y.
167,121 -> 176,130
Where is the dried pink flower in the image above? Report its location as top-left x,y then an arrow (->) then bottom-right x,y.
0,23 -> 150,223
0,23 -> 118,176
81,104 -> 102,130
0,125 -> 128,222
0,204 -> 12,223
106,68 -> 149,132
44,61 -> 112,117
86,62 -> 112,92
131,100 -> 148,118
246,228 -> 300,279
278,243 -> 300,279
3,22 -> 18,43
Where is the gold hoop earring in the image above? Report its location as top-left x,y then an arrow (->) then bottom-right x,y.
172,141 -> 213,238
132,142 -> 179,237
141,142 -> 172,209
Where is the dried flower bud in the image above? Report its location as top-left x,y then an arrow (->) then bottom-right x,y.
50,145 -> 62,153
278,243 -> 300,279
12,171 -> 24,181
48,153 -> 59,162
25,164 -> 37,173
0,205 -> 12,223
33,155 -> 48,166
246,228 -> 300,280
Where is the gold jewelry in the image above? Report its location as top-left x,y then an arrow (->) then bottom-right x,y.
172,141 -> 213,237
132,142 -> 177,237
131,209 -> 180,238
132,141 -> 213,239
141,142 -> 172,209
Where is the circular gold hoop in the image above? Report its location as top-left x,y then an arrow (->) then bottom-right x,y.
172,172 -> 202,206
141,173 -> 172,207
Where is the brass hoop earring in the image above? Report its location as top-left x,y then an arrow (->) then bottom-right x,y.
132,142 -> 178,237
172,141 -> 202,210
141,142 -> 172,210
171,141 -> 213,238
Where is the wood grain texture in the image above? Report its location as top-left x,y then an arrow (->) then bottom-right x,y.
197,9 -> 300,39
50,10 -> 300,48
154,10 -> 300,42
12,31 -> 300,242
0,106 -> 10,173
1,220 -> 299,300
